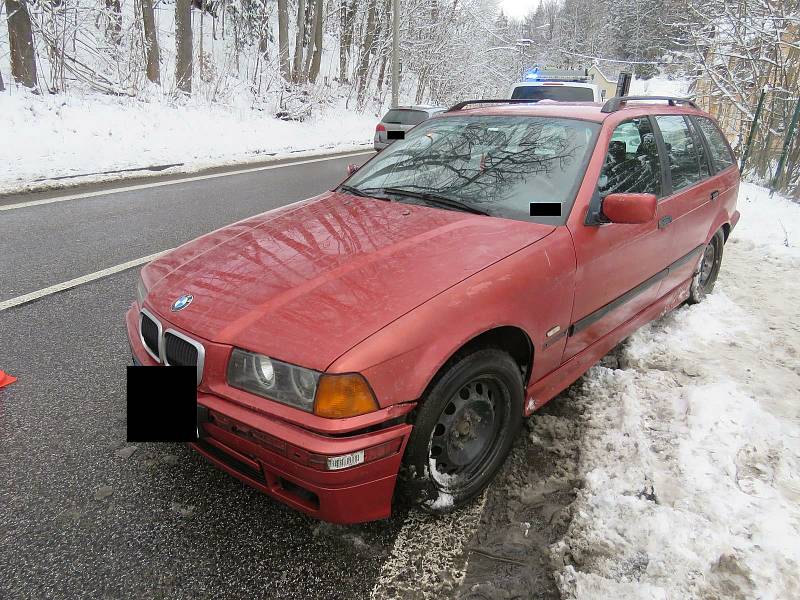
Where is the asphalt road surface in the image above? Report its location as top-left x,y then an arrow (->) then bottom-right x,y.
0,150 -> 566,600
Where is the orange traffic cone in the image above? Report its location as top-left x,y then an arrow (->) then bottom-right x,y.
0,370 -> 17,389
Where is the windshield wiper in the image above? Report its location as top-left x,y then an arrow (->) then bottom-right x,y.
338,184 -> 393,202
338,184 -> 369,197
374,187 -> 490,216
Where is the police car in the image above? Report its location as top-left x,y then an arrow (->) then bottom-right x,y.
509,67 -> 602,102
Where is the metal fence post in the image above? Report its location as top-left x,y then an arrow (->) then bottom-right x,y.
739,88 -> 766,172
771,96 -> 800,194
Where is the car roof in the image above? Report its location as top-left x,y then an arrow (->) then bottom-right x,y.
439,101 -> 707,123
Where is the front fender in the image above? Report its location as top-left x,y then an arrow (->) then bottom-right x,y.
327,228 -> 577,408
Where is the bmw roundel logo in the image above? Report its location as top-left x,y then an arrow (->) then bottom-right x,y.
171,294 -> 193,312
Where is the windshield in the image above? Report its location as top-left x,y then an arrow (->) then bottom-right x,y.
343,115 -> 600,225
511,85 -> 595,102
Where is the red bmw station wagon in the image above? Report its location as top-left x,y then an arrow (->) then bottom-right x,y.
127,96 -> 740,523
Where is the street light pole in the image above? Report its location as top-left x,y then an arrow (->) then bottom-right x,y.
391,0 -> 399,108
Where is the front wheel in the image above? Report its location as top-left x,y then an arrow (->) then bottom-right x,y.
688,229 -> 725,304
399,349 -> 524,513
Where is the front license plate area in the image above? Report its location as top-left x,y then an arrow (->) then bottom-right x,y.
197,404 -> 209,439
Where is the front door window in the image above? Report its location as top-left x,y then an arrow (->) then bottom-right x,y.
598,118 -> 662,198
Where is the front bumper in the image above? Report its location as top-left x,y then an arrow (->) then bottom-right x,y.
126,304 -> 412,524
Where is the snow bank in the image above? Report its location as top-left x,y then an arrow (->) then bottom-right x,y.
736,182 -> 800,260
0,90 -> 376,194
551,185 -> 800,599
629,76 -> 689,97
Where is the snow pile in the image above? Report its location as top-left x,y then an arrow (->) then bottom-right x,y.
629,76 -> 689,97
0,90 -> 376,194
736,182 -> 800,259
551,184 -> 800,599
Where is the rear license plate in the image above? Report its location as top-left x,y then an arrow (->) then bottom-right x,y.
387,130 -> 404,140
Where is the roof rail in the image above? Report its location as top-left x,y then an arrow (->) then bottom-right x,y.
601,95 -> 698,113
447,99 -> 538,112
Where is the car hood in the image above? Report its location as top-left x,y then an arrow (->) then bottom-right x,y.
143,192 -> 554,371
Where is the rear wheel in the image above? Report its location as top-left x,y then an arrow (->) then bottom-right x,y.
688,229 -> 724,304
399,349 -> 524,513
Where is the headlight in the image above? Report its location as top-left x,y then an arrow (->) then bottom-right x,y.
228,349 -> 321,412
227,348 -> 378,417
136,273 -> 149,307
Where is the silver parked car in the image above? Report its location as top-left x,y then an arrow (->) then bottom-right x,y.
374,105 -> 446,150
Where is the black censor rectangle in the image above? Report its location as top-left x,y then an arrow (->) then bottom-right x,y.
529,202 -> 562,217
127,366 -> 196,442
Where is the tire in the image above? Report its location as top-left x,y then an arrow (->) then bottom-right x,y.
399,348 -> 524,514
688,229 -> 725,304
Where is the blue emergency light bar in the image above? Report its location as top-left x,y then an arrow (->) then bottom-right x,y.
521,67 -> 589,83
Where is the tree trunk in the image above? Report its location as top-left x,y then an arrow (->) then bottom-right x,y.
105,0 -> 122,45
338,0 -> 348,81
341,0 -> 357,83
375,48 -> 387,93
141,0 -> 161,84
308,0 -> 323,83
302,0 -> 315,80
356,0 -> 376,105
277,0 -> 291,81
0,68 -> 5,91
175,0 -> 193,93
5,0 -> 38,89
292,0 -> 306,83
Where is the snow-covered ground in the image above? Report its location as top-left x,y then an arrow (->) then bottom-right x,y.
0,90 -> 376,195
629,76 -> 689,97
549,183 -> 800,599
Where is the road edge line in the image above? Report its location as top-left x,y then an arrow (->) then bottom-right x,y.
0,250 -> 170,312
0,147 -> 373,212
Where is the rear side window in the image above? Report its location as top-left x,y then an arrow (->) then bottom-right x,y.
686,118 -> 711,178
382,109 -> 428,125
511,85 -> 594,102
655,115 -> 704,192
695,117 -> 736,171
598,118 -> 662,198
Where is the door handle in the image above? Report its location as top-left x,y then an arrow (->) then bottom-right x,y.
658,216 -> 673,230
710,190 -> 720,201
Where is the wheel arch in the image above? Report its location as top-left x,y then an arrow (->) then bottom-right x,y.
419,325 -> 534,406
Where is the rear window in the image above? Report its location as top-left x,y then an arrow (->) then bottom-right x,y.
695,117 -> 736,171
382,109 -> 428,125
511,85 -> 594,102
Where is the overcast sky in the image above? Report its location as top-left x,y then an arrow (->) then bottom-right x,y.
500,0 -> 538,19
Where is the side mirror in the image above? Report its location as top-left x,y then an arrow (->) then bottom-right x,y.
347,163 -> 360,176
602,193 -> 657,224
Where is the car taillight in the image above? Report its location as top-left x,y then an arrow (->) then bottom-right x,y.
376,123 -> 386,132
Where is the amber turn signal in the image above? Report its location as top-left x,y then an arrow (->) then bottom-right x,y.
314,373 -> 378,418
